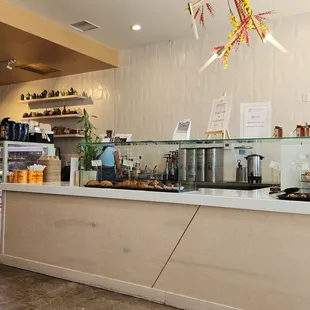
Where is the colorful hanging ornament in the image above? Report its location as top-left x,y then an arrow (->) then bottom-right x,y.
200,0 -> 287,71
185,1 -> 215,40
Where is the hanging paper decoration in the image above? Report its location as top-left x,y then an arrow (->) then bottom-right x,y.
185,1 -> 215,40
199,0 -> 287,71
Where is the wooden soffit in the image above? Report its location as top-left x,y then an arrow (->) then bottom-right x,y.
0,0 -> 119,86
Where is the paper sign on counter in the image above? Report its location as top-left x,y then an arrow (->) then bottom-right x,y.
92,160 -> 102,167
173,119 -> 191,140
240,102 -> 272,138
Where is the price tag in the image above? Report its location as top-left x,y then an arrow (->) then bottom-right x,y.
123,159 -> 134,168
92,160 -> 102,167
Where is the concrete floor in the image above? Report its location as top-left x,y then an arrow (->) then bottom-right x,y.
0,264 -> 177,310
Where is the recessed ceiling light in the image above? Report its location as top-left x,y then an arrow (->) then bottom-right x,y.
131,24 -> 142,31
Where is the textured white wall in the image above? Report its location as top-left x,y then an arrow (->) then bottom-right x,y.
0,14 -> 309,181
114,13 -> 310,140
0,14 -> 309,140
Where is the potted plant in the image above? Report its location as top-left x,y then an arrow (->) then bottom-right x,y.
77,109 -> 103,185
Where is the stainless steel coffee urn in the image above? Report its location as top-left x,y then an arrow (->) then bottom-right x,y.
245,154 -> 264,183
186,149 -> 196,182
206,147 -> 224,183
196,148 -> 206,182
180,148 -> 187,181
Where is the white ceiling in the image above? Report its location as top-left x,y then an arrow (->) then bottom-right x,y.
6,0 -> 310,49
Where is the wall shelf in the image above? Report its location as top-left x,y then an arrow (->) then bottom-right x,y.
23,114 -> 81,121
54,134 -> 84,139
19,95 -> 88,104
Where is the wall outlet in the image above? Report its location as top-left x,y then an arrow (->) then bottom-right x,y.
302,93 -> 310,102
224,143 -> 232,150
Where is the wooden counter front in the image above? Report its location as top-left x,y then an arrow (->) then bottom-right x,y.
1,190 -> 310,310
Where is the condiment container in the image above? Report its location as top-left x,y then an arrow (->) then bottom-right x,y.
35,171 -> 44,184
27,171 -> 37,184
274,125 -> 283,138
306,125 -> 310,137
7,173 -> 14,183
13,170 -> 18,183
17,170 -> 27,184
296,125 -> 306,137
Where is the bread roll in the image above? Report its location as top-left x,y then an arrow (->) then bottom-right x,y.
148,180 -> 159,187
86,180 -> 100,186
100,180 -> 113,187
130,180 -> 138,188
137,182 -> 147,189
122,180 -> 131,187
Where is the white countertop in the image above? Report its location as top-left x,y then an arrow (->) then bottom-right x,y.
2,183 -> 310,215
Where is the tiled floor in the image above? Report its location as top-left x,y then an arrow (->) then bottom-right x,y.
0,264 -> 176,310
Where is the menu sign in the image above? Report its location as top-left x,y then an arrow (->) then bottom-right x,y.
240,102 -> 272,138
207,95 -> 232,132
173,119 -> 191,140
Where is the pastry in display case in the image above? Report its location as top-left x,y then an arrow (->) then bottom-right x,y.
79,140 -> 191,193
77,137 -> 310,196
77,137 -> 285,193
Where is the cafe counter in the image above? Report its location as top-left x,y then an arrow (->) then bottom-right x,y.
1,183 -> 310,310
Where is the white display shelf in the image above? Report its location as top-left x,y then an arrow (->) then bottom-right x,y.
19,95 -> 88,104
23,114 -> 81,121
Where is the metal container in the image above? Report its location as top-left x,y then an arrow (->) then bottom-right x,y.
180,149 -> 187,181
206,147 -> 224,183
245,154 -> 264,182
196,149 -> 206,181
186,149 -> 196,181
236,160 -> 247,182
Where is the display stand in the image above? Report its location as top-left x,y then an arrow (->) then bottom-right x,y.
205,93 -> 232,139
205,129 -> 231,139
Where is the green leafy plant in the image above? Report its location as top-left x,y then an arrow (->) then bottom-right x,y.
77,109 -> 103,171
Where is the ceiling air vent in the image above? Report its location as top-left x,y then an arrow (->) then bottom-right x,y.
16,63 -> 61,75
70,20 -> 100,32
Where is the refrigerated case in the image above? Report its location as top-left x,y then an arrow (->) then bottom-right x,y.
0,141 -> 54,208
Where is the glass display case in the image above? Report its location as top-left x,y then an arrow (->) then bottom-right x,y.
77,137 -> 310,194
78,140 -> 191,192
77,138 -> 281,192
0,141 -> 54,208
